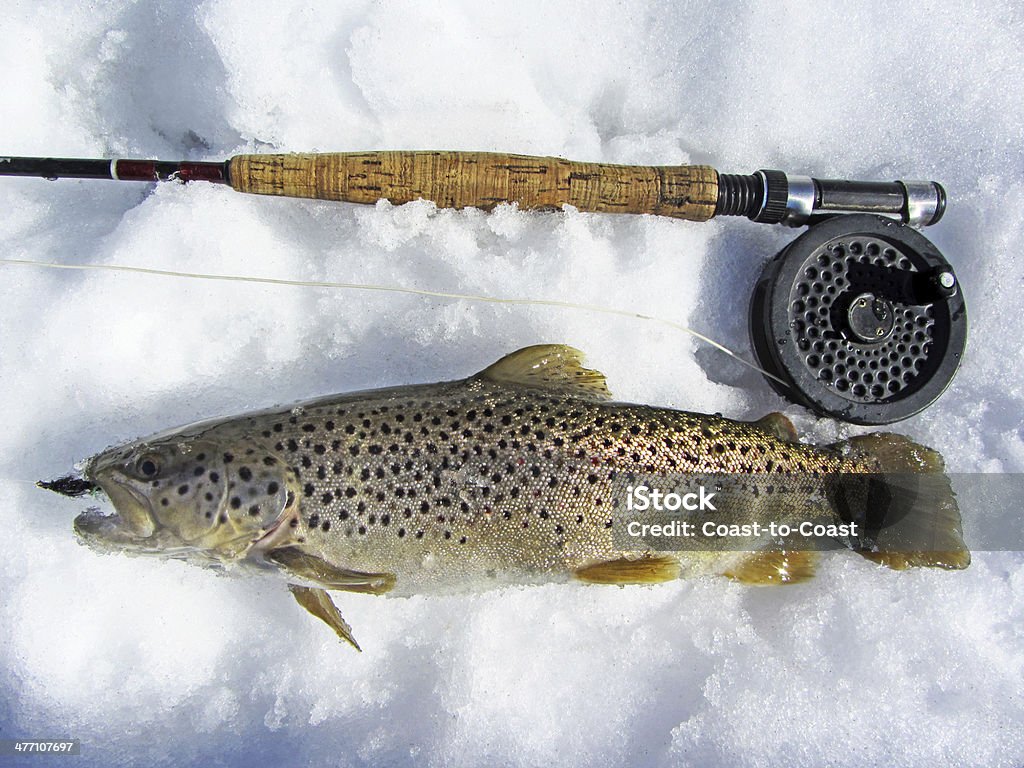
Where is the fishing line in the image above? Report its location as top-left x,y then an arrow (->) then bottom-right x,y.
0,256 -> 788,386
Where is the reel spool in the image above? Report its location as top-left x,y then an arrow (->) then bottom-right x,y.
750,214 -> 966,425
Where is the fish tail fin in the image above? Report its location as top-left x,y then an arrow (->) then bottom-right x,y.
828,433 -> 970,571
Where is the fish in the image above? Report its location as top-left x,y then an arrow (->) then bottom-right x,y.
59,345 -> 969,650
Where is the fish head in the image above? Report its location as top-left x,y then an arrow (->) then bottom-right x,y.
75,432 -> 294,565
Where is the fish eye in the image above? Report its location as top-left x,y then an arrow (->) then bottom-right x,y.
135,455 -> 161,478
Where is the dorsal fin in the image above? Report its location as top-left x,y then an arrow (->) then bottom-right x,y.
476,345 -> 612,400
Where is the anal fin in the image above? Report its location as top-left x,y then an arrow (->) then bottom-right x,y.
289,585 -> 361,651
574,555 -> 681,584
724,550 -> 817,585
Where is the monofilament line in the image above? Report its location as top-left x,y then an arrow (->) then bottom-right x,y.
0,257 -> 788,386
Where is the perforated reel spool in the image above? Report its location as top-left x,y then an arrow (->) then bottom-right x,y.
750,214 -> 967,425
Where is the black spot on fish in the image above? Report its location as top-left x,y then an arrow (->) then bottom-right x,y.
230,497 -> 241,509
248,504 -> 260,516
267,482 -> 279,495
178,484 -> 189,495
239,467 -> 252,481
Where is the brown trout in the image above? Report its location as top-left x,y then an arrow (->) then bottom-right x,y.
64,345 -> 968,650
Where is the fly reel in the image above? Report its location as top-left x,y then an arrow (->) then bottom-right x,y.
750,214 -> 966,425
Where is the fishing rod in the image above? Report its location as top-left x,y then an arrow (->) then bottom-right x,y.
0,150 -> 965,424
0,151 -> 945,226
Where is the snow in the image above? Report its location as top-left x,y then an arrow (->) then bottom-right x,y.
1,1 -> 1023,766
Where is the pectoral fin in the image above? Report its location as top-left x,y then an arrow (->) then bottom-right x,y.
574,555 -> 681,584
724,550 -> 817,585
267,546 -> 396,594
289,585 -> 361,651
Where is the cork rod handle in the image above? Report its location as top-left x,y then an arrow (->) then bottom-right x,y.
227,151 -> 719,221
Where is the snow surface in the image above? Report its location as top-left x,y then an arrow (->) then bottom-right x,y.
1,1 -> 1023,766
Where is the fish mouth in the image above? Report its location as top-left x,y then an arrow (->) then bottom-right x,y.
71,472 -> 157,547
